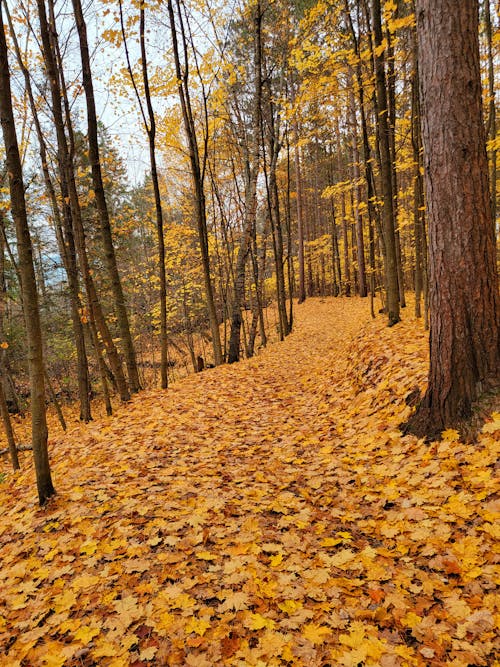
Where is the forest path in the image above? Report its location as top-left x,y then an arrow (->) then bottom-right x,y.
1,298 -> 498,666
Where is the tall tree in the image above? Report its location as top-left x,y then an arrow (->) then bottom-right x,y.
5,2 -> 92,421
371,0 -> 400,326
405,0 -> 499,438
119,0 -> 169,389
72,0 -> 141,393
167,0 -> 223,366
0,2 -> 55,503
228,0 -> 262,363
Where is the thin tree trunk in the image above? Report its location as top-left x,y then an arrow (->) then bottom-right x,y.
411,33 -> 425,319
72,0 -> 141,393
348,86 -> 367,297
0,353 -> 19,469
484,0 -> 497,221
119,0 -> 168,389
44,369 -> 66,431
0,9 -> 55,503
294,126 -> 306,304
5,4 -> 92,421
371,0 -> 400,325
167,0 -> 223,366
228,0 -> 262,363
37,0 -> 130,403
386,25 -> 406,308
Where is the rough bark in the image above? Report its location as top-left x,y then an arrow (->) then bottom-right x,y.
405,0 -> 499,438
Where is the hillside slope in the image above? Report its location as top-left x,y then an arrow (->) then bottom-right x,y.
0,298 -> 498,666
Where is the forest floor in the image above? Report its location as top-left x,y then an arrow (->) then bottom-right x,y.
0,298 -> 499,667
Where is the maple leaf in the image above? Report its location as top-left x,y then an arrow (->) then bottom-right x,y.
73,626 -> 100,643
217,590 -> 250,611
139,646 -> 158,660
245,612 -> 276,630
185,616 -> 211,636
278,599 -> 303,614
302,623 -> 332,644
441,428 -> 460,441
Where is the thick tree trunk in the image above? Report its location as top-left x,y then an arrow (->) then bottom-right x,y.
72,0 -> 141,393
406,0 -> 499,438
0,10 -> 55,503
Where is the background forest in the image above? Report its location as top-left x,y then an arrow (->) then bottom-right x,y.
0,0 -> 498,434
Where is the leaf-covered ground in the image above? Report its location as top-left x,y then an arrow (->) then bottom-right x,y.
1,298 -> 499,667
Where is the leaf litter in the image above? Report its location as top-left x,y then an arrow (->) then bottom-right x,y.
0,297 -> 498,666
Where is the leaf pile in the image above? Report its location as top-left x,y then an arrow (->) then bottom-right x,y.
0,297 -> 498,666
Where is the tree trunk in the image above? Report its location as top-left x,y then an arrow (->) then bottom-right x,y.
167,0 -> 223,366
72,0 -> 141,393
0,351 -> 19,470
119,0 -> 169,389
0,10 -> 55,503
37,0 -> 130,403
294,128 -> 306,304
484,0 -> 497,221
348,86 -> 367,297
228,0 -> 262,363
371,0 -> 400,326
405,0 -> 499,438
386,25 -> 406,309
5,3 -> 92,421
411,33 -> 426,320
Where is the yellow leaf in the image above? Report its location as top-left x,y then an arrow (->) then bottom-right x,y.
302,623 -> 332,644
73,626 -> 100,643
328,548 -> 356,568
52,589 -> 77,613
246,613 -> 275,630
196,551 -> 217,560
402,611 -> 422,628
339,621 -> 365,647
185,617 -> 211,636
80,541 -> 98,555
278,599 -> 303,614
269,553 -> 283,567
139,646 -> 158,660
482,412 -> 500,433
441,428 -> 460,441
321,537 -> 343,547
